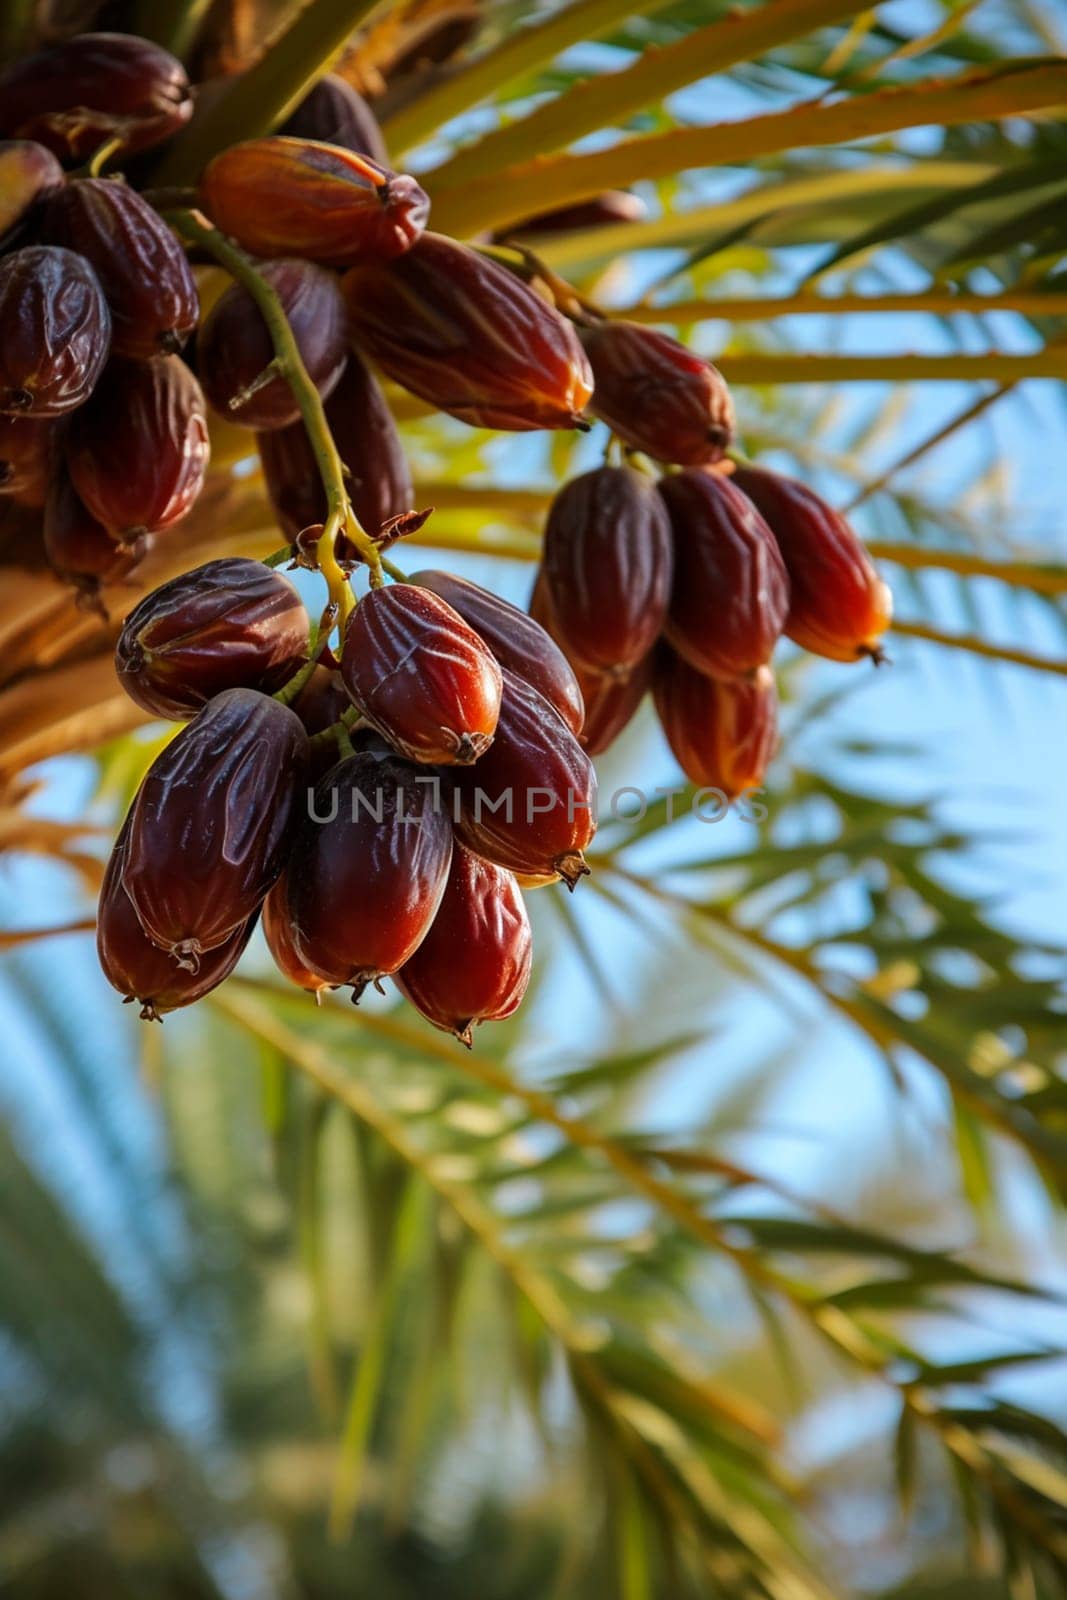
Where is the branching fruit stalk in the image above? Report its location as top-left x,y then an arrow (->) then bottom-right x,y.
164,208 -> 385,619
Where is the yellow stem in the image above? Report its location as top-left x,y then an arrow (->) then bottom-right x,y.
610,289 -> 1067,325
166,209 -> 382,618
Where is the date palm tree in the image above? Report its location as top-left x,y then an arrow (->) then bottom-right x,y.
0,2 -> 1064,1597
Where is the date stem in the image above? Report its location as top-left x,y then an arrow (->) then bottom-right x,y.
164,208 -> 384,623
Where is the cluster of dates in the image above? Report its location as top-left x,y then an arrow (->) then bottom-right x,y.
0,33 -> 208,604
98,555 -> 593,1040
0,25 -> 892,1043
531,434 -> 893,796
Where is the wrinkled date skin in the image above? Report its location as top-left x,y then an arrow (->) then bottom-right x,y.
281,74 -> 389,164
44,469 -> 150,607
731,465 -> 893,662
115,558 -> 310,719
529,566 -> 649,756
66,355 -> 209,537
0,141 -> 65,247
258,352 -> 414,540
658,468 -> 790,679
575,654 -> 652,757
201,137 -> 429,265
98,816 -> 256,1021
286,750 -> 454,998
42,179 -> 198,358
0,413 -> 53,503
122,688 -> 309,967
412,568 -> 585,736
453,668 -> 597,887
341,583 -> 503,764
262,872 -> 333,998
0,32 -> 193,161
342,231 -> 594,431
544,465 -> 673,676
198,257 -> 347,430
580,320 -> 734,466
0,246 -> 111,416
653,649 -> 778,797
395,843 -> 532,1046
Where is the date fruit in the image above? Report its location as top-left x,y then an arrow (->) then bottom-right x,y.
263,872 -> 332,999
281,74 -> 389,164
42,178 -> 198,358
411,568 -> 585,735
453,668 -> 597,887
342,231 -> 593,431
575,654 -> 652,757
653,648 -> 778,797
543,465 -> 672,675
99,817 -> 255,1021
198,258 -> 347,430
115,558 -> 309,719
395,844 -> 532,1045
44,469 -> 149,609
579,320 -> 733,465
0,246 -> 110,416
286,749 -> 453,998
341,583 -> 502,763
66,355 -> 209,537
731,464 -> 892,662
658,468 -> 789,678
122,688 -> 308,967
0,141 -> 64,246
201,137 -> 428,264
0,32 -> 193,161
257,352 -> 413,540
0,414 -> 53,503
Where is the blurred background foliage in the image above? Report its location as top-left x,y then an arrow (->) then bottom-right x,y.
0,0 -> 1065,1596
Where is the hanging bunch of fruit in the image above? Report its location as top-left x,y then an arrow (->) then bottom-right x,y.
0,22 -> 891,1045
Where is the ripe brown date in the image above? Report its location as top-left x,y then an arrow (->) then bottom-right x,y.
115,558 -> 310,719
0,414 -> 53,504
0,141 -> 64,247
257,352 -> 414,540
0,32 -> 193,161
122,689 -> 309,968
342,232 -> 593,431
98,817 -> 255,1021
200,137 -> 428,265
66,356 -> 209,538
42,179 -> 198,358
731,465 -> 893,662
44,469 -> 150,609
653,649 -> 778,796
341,583 -> 502,763
281,75 -> 389,164
411,568 -> 585,735
286,749 -> 453,997
579,320 -> 734,466
395,843 -> 532,1045
575,654 -> 652,757
198,258 -> 347,430
543,465 -> 672,675
453,668 -> 597,887
658,468 -> 789,678
529,566 -> 649,755
262,872 -> 332,999
0,246 -> 110,417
